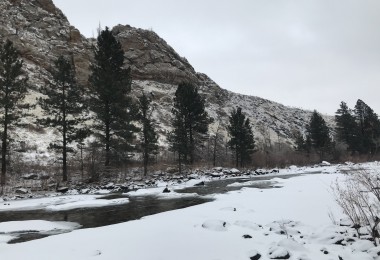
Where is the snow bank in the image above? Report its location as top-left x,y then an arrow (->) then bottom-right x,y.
0,195 -> 129,212
0,220 -> 80,233
0,220 -> 81,245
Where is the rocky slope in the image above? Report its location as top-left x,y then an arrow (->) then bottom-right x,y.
0,0 -> 333,158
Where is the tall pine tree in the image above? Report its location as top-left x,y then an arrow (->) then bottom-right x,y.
89,27 -> 138,167
307,110 -> 332,160
169,82 -> 209,170
227,107 -> 255,167
38,55 -> 87,182
335,101 -> 358,153
0,40 -> 29,188
138,93 -> 158,176
354,99 -> 380,154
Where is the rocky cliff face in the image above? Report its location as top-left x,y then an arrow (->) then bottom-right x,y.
0,0 -> 333,155
0,0 -> 92,87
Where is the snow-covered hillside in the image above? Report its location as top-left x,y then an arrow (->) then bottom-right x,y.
0,0 -> 334,157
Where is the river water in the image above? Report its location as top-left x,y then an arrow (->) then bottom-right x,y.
0,174 -> 300,243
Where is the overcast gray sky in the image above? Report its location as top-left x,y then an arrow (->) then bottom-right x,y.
53,0 -> 380,115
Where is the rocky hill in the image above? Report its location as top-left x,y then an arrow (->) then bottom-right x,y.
0,0 -> 333,159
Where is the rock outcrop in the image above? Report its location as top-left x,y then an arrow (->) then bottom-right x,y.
0,0 -> 334,155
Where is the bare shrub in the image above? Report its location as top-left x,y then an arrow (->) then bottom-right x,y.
333,170 -> 380,245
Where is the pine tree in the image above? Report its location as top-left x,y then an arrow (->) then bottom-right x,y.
306,110 -> 332,160
0,40 -> 29,188
227,107 -> 255,167
354,99 -> 380,154
168,112 -> 187,173
88,27 -> 138,167
293,130 -> 306,152
138,93 -> 158,176
169,82 -> 209,170
335,101 -> 358,153
38,55 -> 87,182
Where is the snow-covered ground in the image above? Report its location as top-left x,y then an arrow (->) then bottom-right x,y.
1,162 -> 380,259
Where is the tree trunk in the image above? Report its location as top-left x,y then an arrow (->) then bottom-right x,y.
62,130 -> 67,181
143,119 -> 148,176
62,86 -> 67,182
143,149 -> 148,176
213,135 -> 217,167
105,103 -> 110,167
178,152 -> 182,174
235,145 -> 239,168
80,145 -> 84,180
1,111 -> 8,188
189,125 -> 194,164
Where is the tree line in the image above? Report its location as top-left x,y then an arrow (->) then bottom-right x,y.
294,99 -> 380,162
0,28 -> 256,188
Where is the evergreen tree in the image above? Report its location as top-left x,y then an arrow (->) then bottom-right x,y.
168,112 -> 187,173
138,93 -> 158,176
169,82 -> 209,170
227,107 -> 255,167
354,99 -> 380,154
306,110 -> 332,160
88,27 -> 138,167
294,130 -> 307,152
38,55 -> 87,182
0,40 -> 29,188
335,101 -> 358,153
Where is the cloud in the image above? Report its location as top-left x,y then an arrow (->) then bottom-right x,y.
53,0 -> 380,114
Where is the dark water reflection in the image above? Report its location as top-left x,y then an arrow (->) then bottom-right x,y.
178,173 -> 301,195
0,196 -> 210,228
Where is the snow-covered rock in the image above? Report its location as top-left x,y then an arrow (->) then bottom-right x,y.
201,220 -> 230,231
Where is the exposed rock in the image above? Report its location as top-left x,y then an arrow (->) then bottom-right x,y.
250,253 -> 261,260
57,187 -> 69,193
21,173 -> 38,180
210,172 -> 223,178
162,187 -> 170,193
243,234 -> 252,239
15,188 -> 28,194
34,0 -> 57,13
230,168 -> 240,174
103,183 -> 115,189
268,246 -> 290,259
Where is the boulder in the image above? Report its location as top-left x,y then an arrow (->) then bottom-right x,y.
250,253 -> 261,260
57,187 -> 69,193
320,161 -> 331,166
15,188 -> 28,194
210,172 -> 223,178
21,173 -> 38,180
230,168 -> 240,174
162,187 -> 171,193
268,246 -> 290,259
